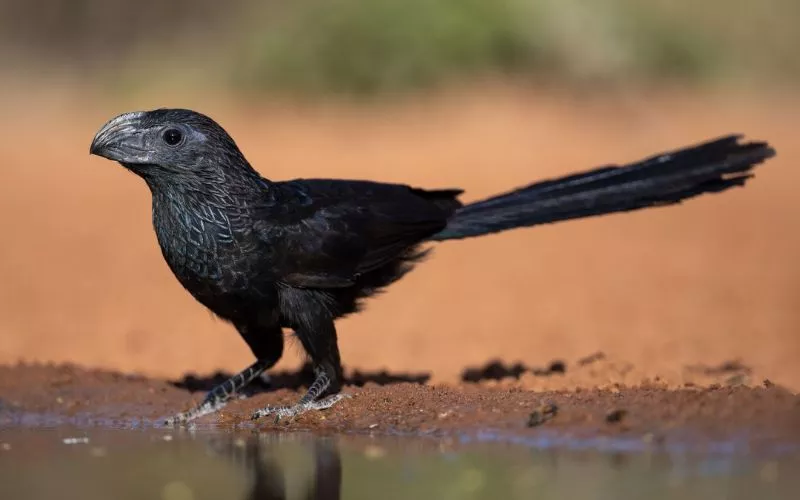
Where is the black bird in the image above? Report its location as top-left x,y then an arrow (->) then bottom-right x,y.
89,109 -> 775,424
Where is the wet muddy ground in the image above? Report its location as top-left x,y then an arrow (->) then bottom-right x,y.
2,362 -> 798,455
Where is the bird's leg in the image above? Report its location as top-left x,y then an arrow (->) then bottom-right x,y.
251,364 -> 348,422
252,315 -> 348,422
165,321 -> 284,426
165,359 -> 269,425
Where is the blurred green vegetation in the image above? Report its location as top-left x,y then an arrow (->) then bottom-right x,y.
230,0 -> 800,97
231,0 -> 531,96
2,0 -> 800,98
232,0 -> 723,96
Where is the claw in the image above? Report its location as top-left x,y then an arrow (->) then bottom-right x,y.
251,393 -> 350,422
164,399 -> 228,426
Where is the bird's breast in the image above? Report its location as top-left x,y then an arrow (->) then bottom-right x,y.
152,199 -> 260,302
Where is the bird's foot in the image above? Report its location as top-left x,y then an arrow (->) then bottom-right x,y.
164,398 -> 228,426
251,394 -> 350,423
163,360 -> 270,426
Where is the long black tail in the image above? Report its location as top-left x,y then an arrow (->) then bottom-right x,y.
430,135 -> 775,241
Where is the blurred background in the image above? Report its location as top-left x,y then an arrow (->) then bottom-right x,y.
0,0 -> 797,390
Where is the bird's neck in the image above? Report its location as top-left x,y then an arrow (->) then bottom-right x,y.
144,161 -> 272,208
146,164 -> 272,250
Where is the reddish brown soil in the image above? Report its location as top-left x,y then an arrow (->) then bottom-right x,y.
1,362 -> 798,452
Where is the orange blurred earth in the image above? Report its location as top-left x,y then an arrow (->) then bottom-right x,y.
0,84 -> 798,391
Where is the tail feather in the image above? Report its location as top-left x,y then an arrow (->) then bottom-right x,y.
430,135 -> 775,241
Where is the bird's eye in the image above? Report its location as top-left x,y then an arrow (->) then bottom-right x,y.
162,128 -> 183,146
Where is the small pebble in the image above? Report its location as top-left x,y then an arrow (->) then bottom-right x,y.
63,437 -> 90,445
368,423 -> 378,429
1,443 -> 11,451
162,435 -> 174,442
527,403 -> 558,427
605,409 -> 627,424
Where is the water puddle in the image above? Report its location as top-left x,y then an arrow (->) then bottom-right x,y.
1,422 -> 797,499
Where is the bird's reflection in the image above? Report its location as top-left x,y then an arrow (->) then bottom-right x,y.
208,433 -> 342,500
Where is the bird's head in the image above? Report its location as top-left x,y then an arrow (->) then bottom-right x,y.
90,108 -> 254,185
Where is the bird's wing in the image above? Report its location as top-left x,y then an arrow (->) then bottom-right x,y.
254,179 -> 462,289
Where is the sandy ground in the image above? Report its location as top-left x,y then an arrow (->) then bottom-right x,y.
0,83 -> 798,398
2,362 -> 799,452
